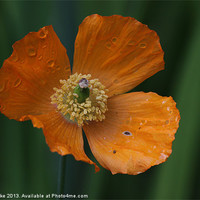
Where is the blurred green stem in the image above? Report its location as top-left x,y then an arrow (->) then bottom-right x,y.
57,155 -> 66,197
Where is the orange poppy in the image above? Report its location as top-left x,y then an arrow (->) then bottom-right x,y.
0,14 -> 180,175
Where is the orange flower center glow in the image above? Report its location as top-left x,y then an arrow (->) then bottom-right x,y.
50,73 -> 108,126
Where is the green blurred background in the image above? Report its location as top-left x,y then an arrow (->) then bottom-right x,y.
0,1 -> 200,199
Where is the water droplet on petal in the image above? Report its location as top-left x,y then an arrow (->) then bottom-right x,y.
38,55 -> 43,61
122,131 -> 132,136
175,116 -> 179,121
105,42 -> 111,49
139,43 -> 146,48
111,37 -> 117,43
0,82 -> 6,93
160,153 -> 168,160
28,48 -> 36,57
47,60 -> 55,68
38,27 -> 48,39
42,44 -> 47,49
13,78 -> 22,88
11,52 -> 18,62
165,120 -> 169,125
0,103 -> 6,111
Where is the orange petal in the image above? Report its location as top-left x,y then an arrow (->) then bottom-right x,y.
73,14 -> 164,97
0,25 -> 71,121
83,92 -> 180,175
29,110 -> 99,172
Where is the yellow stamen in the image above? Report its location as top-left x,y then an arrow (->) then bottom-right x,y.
50,73 -> 108,126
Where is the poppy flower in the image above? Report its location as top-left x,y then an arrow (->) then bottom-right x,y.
0,14 -> 180,175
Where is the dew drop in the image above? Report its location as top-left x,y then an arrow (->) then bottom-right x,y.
165,120 -> 169,125
57,147 -> 64,155
160,153 -> 168,160
111,37 -> 117,43
47,60 -> 55,68
122,131 -> 132,136
175,116 -> 179,121
105,42 -> 111,49
0,103 -> 6,111
13,78 -> 22,88
167,107 -> 170,111
139,43 -> 146,48
113,150 -> 117,154
42,44 -> 47,49
28,48 -> 36,57
38,27 -> 48,39
11,52 -> 18,62
0,82 -> 5,93
38,55 -> 43,61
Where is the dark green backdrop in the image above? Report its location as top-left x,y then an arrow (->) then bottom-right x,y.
0,1 -> 200,199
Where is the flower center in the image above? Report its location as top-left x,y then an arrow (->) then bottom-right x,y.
51,73 -> 108,126
73,78 -> 90,103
